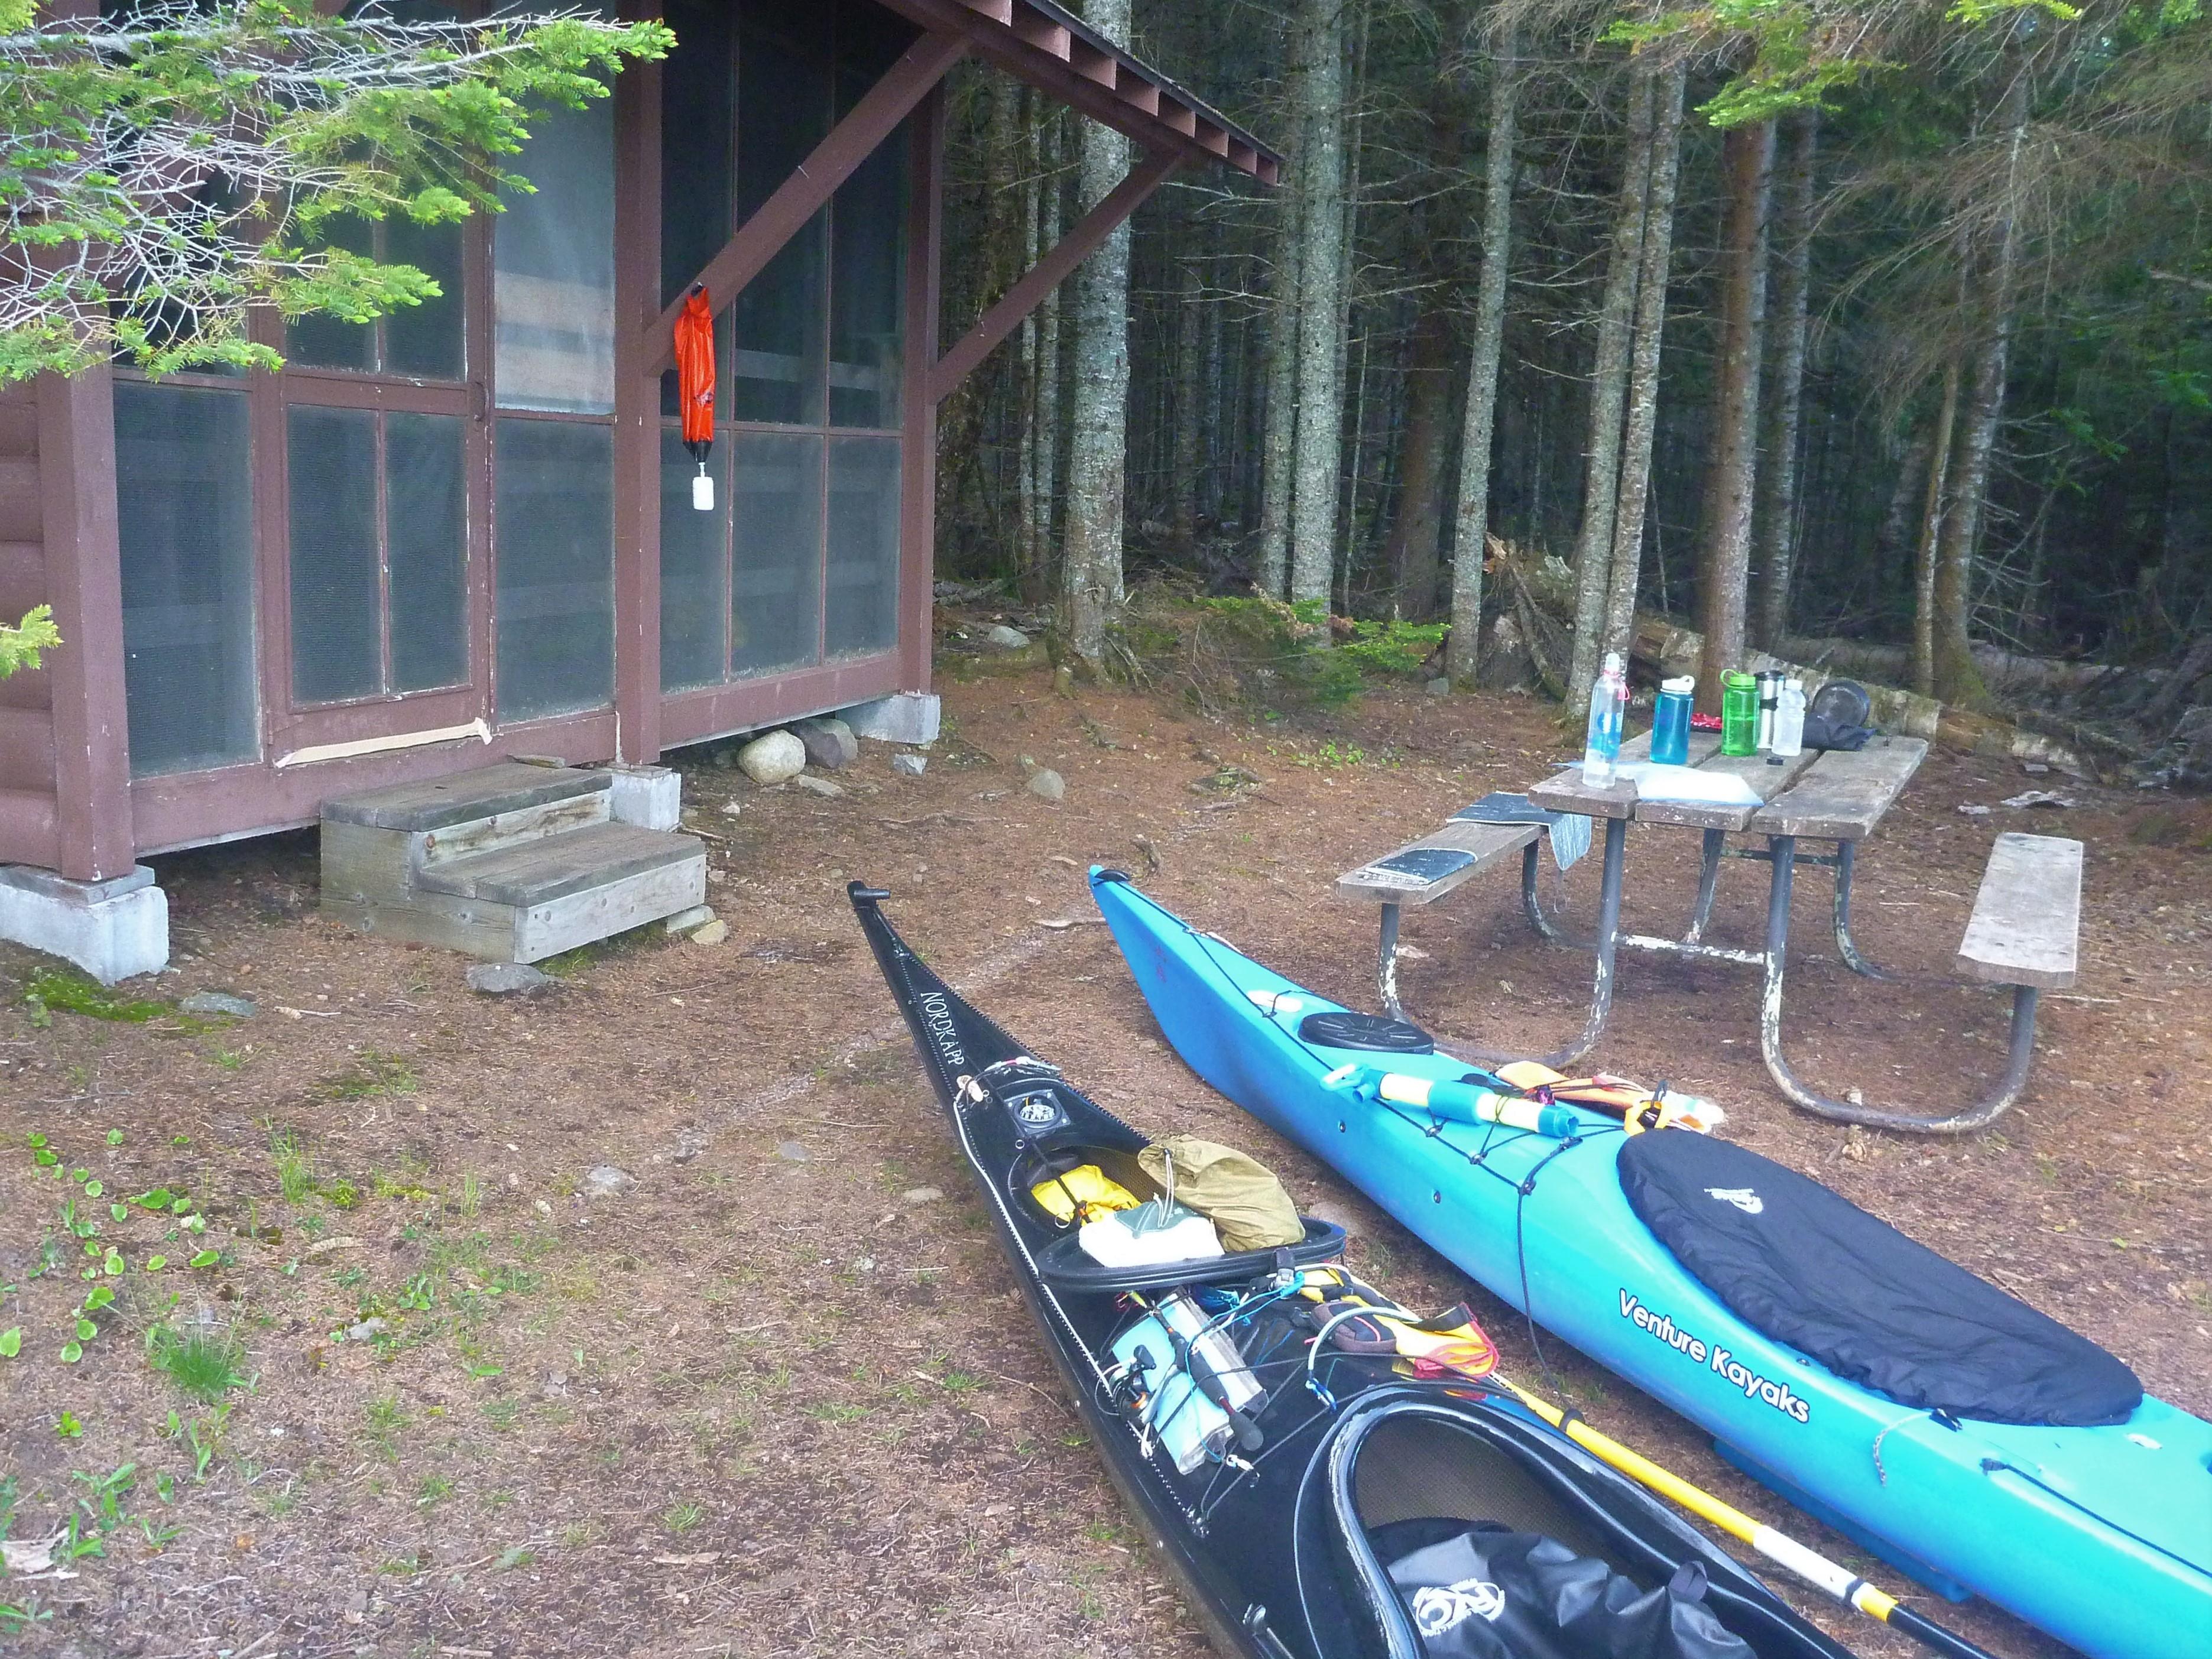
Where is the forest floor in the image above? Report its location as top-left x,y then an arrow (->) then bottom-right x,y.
2,631 -> 2208,1659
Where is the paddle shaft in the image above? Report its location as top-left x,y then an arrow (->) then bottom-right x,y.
1493,1377 -> 2002,1659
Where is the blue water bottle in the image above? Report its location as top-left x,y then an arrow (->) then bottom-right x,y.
1652,675 -> 1693,767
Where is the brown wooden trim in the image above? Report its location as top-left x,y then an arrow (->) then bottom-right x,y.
129,710 -> 618,855
34,366 -> 134,881
277,687 -> 484,749
274,374 -> 473,415
899,89 -> 946,694
657,656 -> 902,751
612,20 -> 664,762
928,146 -> 1178,404
871,0 -> 1277,186
646,30 -> 969,372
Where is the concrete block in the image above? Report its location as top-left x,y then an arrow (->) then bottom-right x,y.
0,863 -> 170,984
606,764 -> 682,832
842,692 -> 940,746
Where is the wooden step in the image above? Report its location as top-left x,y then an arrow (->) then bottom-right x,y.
320,764 -> 703,962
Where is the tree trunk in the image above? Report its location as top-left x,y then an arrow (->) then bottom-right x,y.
1931,66 -> 2030,710
1874,431 -> 1929,585
1257,14 -> 1311,599
1601,62 -> 1687,663
1567,69 -> 1658,713
1287,0 -> 1349,605
1913,361 -> 1960,696
1382,307 -> 1452,616
1694,118 -> 1776,714
1753,109 -> 1817,648
1447,33 -> 1520,684
1170,227 -> 1206,552
1060,0 -> 1134,668
1014,87 -> 1041,588
1032,108 -> 1065,598
1201,232 -> 1226,525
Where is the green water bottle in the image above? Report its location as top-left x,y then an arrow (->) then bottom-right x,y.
1721,671 -> 1759,757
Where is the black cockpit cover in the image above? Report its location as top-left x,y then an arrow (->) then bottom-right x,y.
1617,1132 -> 2143,1426
1379,1521 -> 1751,1659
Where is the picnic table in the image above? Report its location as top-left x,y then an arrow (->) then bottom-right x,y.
1335,729 -> 2083,1134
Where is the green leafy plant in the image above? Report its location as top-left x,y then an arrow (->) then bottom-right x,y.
0,606 -> 60,678
0,1 -> 673,382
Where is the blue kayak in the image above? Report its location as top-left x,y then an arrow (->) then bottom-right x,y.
1092,869 -> 2212,1659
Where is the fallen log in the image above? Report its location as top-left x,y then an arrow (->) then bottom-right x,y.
1497,542 -> 2099,778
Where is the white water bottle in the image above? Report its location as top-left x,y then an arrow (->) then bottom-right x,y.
1582,652 -> 1627,785
1773,678 -> 1806,757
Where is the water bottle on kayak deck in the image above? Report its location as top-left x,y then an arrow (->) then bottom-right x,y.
1582,652 -> 1627,785
1720,672 -> 1759,757
1773,678 -> 1806,757
1651,676 -> 1694,766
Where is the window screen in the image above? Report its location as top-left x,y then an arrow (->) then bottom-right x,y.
387,413 -> 469,691
659,428 -> 728,691
114,383 -> 260,775
824,436 -> 899,658
660,0 -> 734,307
828,129 -> 906,430
495,101 -> 617,414
288,215 -> 463,379
495,418 -> 614,719
287,405 -> 382,703
730,432 -> 823,677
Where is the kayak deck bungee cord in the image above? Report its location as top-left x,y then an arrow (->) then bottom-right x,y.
847,881 -> 1873,1659
1089,867 -> 2212,1659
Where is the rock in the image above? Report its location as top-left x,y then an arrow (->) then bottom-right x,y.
688,920 -> 728,947
793,716 -> 858,770
1306,1197 -> 1375,1239
540,1371 -> 569,1399
1026,768 -> 1066,803
736,729 -> 806,785
891,752 -> 927,777
663,904 -> 716,936
466,962 -> 554,996
791,773 -> 845,798
774,1141 -> 811,1163
1425,677 -> 1451,696
345,1317 -> 387,1342
985,624 -> 1032,650
901,1186 -> 945,1205
180,990 -> 256,1019
583,1165 -> 635,1197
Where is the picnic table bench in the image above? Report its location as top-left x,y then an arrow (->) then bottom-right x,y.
1338,730 -> 2082,1134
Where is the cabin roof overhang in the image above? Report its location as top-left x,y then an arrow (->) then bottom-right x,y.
874,0 -> 1280,183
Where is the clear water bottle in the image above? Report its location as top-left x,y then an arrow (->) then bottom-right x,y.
1773,678 -> 1806,757
1582,652 -> 1627,785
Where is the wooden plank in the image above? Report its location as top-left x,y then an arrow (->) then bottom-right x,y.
1749,736 -> 1929,840
1632,745 -> 1819,830
1523,731 -> 1707,819
321,761 -> 608,830
1335,820 -> 1539,907
1957,832 -> 2081,989
417,822 -> 703,906
515,851 -> 708,961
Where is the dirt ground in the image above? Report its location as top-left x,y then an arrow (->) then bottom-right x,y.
2,634 -> 2208,1659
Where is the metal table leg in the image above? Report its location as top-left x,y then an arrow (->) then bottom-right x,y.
1377,901 -> 1405,1022
1685,828 -> 1725,944
1759,832 -> 2042,1134
1831,839 -> 1899,981
1520,840 -> 1592,950
1443,815 -> 1626,1071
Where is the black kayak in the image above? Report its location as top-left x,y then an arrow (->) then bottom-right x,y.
848,882 -> 1857,1659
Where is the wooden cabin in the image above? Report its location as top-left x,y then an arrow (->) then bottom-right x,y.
0,0 -> 1274,978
